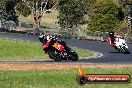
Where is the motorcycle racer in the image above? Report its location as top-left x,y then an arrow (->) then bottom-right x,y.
108,31 -> 122,50
39,33 -> 78,61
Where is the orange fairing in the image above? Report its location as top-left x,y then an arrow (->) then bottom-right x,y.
78,66 -> 86,76
53,42 -> 59,49
53,42 -> 64,51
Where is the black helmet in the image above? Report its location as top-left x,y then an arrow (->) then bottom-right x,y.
109,31 -> 114,36
39,34 -> 44,43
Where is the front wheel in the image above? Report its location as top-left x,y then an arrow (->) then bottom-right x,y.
48,51 -> 61,61
122,46 -> 130,54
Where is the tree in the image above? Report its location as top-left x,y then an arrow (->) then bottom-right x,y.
0,2 -> 9,21
87,0 -> 123,32
58,0 -> 88,28
0,0 -> 4,3
118,0 -> 132,42
87,0 -> 96,15
0,0 -> 20,23
5,0 -> 21,23
15,1 -> 32,17
0,1 -> 16,29
0,0 -> 58,31
15,0 -> 58,34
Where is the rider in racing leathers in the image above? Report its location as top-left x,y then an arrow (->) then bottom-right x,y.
108,31 -> 122,51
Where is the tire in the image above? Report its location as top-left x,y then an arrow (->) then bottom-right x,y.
122,46 -> 130,54
76,76 -> 86,85
71,52 -> 78,61
48,52 -> 61,61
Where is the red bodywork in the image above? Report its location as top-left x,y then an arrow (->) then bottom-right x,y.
42,40 -> 64,51
43,39 -> 51,49
108,34 -> 122,47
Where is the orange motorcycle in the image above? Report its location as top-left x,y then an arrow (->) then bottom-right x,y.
39,34 -> 78,61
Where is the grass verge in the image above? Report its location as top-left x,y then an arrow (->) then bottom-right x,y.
0,68 -> 131,88
0,38 -> 94,60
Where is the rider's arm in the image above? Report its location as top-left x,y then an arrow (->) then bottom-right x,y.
108,37 -> 115,46
108,37 -> 111,45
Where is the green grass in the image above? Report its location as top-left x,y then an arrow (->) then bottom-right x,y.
0,38 -> 94,60
0,68 -> 131,88
73,47 -> 94,57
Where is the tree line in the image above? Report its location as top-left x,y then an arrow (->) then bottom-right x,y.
0,0 -> 132,33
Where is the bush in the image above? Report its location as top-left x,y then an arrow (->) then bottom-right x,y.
58,0 -> 88,28
1,20 -> 16,30
87,0 -> 124,32
125,30 -> 132,43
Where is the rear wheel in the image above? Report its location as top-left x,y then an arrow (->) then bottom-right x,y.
122,46 -> 130,54
48,51 -> 61,61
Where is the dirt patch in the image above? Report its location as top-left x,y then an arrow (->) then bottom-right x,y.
0,63 -> 132,70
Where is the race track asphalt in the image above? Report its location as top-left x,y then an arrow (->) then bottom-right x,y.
0,32 -> 132,64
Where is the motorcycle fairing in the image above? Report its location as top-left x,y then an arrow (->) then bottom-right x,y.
53,42 -> 64,51
43,39 -> 51,49
115,37 -> 128,49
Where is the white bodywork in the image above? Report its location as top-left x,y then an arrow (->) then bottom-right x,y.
114,37 -> 128,51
